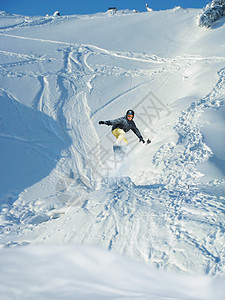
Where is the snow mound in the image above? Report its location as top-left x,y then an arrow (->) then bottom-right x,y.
0,245 -> 224,300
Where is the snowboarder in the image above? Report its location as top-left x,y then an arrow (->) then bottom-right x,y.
98,109 -> 145,145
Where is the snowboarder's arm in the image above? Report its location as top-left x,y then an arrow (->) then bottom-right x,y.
131,123 -> 145,143
99,117 -> 124,126
99,120 -> 111,125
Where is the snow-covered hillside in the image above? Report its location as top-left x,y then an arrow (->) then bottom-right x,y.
1,244 -> 225,300
0,7 -> 225,299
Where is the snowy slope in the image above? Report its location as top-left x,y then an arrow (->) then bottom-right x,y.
0,244 -> 224,300
0,7 -> 225,298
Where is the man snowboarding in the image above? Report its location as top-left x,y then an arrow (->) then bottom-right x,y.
98,109 -> 145,145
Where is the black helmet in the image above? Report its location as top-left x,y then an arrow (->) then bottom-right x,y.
126,109 -> 134,117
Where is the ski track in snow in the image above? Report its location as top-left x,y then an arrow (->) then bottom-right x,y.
0,12 -> 225,277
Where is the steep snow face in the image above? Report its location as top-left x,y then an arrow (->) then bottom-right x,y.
0,89 -> 66,198
0,8 -> 225,279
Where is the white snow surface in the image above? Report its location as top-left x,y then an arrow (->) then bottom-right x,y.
0,8 -> 225,299
0,244 -> 225,300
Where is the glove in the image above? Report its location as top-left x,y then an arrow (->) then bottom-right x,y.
139,136 -> 145,143
99,121 -> 105,125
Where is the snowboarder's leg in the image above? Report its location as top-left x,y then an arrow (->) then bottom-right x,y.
112,128 -> 128,145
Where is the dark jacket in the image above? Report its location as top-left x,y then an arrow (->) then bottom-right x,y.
105,116 -> 142,139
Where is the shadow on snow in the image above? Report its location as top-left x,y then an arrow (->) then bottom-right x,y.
0,89 -> 71,201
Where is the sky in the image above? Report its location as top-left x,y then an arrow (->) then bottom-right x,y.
0,0 -> 210,16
